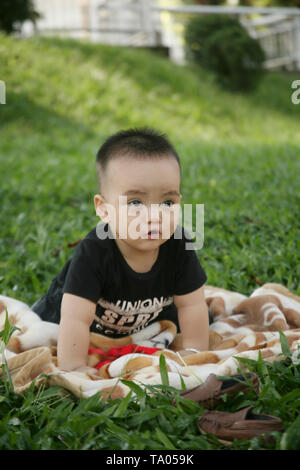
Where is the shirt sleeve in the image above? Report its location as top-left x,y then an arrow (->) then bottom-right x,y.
62,240 -> 103,303
173,228 -> 207,296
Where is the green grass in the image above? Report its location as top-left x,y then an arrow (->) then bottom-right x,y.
0,32 -> 300,450
0,344 -> 299,450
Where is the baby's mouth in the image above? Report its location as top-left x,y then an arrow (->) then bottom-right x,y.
147,229 -> 160,238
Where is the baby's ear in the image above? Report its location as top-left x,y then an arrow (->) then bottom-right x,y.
95,206 -> 103,219
94,194 -> 107,219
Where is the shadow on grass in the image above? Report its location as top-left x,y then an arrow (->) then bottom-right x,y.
0,90 -> 96,141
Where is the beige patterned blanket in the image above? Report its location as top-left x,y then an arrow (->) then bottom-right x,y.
0,283 -> 300,400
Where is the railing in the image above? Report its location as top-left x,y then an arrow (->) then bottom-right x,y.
19,1 -> 300,71
241,13 -> 300,70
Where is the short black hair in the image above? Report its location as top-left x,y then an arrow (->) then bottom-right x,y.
96,126 -> 181,194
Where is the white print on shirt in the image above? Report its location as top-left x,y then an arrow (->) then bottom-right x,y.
94,296 -> 173,336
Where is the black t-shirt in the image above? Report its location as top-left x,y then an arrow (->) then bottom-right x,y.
59,222 -> 207,338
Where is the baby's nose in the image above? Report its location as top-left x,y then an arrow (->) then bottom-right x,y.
147,203 -> 161,222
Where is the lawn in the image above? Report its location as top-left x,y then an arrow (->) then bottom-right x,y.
0,32 -> 299,450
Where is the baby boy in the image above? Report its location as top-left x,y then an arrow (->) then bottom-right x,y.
32,127 -> 210,374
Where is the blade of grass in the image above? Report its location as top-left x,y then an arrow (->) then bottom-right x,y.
0,309 -> 21,344
0,309 -> 21,393
159,353 -> 169,386
278,329 -> 291,357
120,379 -> 147,400
113,390 -> 133,418
155,427 -> 176,450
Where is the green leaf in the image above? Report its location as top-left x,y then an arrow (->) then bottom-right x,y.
256,350 -> 268,379
280,414 -> 300,450
106,420 -> 129,437
159,354 -> 169,387
127,408 -> 162,427
155,428 -> 176,450
113,390 -> 132,417
0,311 -> 19,394
177,396 -> 203,411
279,329 -> 291,357
234,355 -> 258,371
0,309 -> 21,345
120,379 -> 146,400
179,373 -> 186,390
277,388 -> 300,406
1,360 -> 14,393
97,404 -> 118,417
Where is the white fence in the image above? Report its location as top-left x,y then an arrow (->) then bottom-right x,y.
241,13 -> 300,70
23,0 -> 163,45
20,1 -> 300,71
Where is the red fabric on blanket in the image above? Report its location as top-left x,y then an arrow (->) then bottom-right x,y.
88,344 -> 161,369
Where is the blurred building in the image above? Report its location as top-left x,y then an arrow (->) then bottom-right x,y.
20,0 -> 184,63
19,0 -> 300,70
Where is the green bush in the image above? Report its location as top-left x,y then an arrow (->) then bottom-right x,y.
184,14 -> 266,91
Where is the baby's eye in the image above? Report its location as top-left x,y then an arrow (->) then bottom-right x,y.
128,199 -> 143,206
128,200 -> 175,208
161,200 -> 174,207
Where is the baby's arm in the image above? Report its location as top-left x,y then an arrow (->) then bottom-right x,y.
174,285 -> 209,353
57,293 -> 97,374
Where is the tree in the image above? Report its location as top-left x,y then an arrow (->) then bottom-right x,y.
184,14 -> 265,91
0,0 -> 40,34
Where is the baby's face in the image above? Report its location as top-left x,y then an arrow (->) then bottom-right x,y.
94,155 -> 182,251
